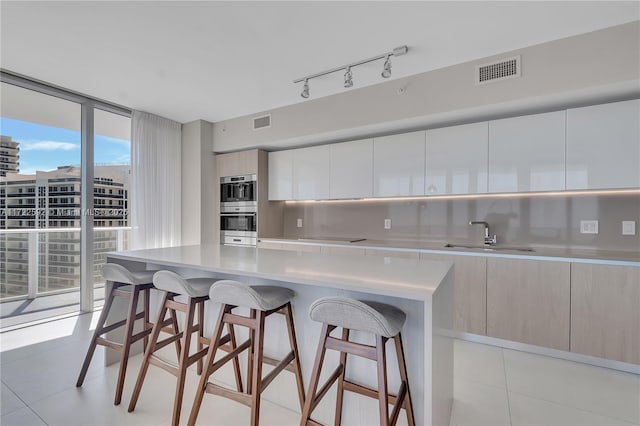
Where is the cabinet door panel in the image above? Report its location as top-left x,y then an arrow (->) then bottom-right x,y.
373,131 -> 425,197
293,145 -> 330,200
488,111 -> 566,193
571,263 -> 640,364
330,139 -> 373,199
216,150 -> 259,178
426,122 -> 488,195
566,99 -> 640,189
268,150 -> 293,200
421,253 -> 487,335
487,258 -> 570,350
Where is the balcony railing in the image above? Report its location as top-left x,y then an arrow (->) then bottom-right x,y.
0,226 -> 131,301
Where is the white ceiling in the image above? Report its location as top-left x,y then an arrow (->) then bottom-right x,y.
1,1 -> 638,124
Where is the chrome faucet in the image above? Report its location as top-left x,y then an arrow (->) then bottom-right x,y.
469,221 -> 497,245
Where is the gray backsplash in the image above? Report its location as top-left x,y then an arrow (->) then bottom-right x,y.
282,194 -> 640,252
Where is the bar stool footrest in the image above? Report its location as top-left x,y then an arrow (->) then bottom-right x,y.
205,382 -> 251,407
95,337 -> 124,352
149,355 -> 179,377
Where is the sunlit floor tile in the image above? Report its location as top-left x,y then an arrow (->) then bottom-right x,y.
451,378 -> 511,426
504,349 -> 640,424
1,382 -> 27,416
454,339 -> 507,389
509,392 -> 636,426
0,406 -> 47,426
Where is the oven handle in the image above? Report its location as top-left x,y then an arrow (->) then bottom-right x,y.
220,212 -> 257,216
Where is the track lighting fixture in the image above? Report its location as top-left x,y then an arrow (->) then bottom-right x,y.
344,67 -> 353,88
381,55 -> 392,78
294,45 -> 408,98
300,79 -> 309,99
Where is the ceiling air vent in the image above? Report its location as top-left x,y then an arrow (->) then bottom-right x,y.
253,114 -> 271,130
475,55 -> 521,85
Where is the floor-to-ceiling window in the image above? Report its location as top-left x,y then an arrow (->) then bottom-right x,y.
93,108 -> 131,294
0,74 -> 131,329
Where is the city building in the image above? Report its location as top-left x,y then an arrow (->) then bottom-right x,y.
0,135 -> 19,176
0,164 -> 130,297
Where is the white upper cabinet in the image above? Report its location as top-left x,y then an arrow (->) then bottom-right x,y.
293,145 -> 331,200
566,99 -> 640,190
268,150 -> 293,200
373,131 -> 426,197
330,139 -> 373,199
488,111 -> 566,193
425,122 -> 488,195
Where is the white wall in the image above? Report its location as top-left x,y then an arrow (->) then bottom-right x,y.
212,21 -> 640,153
181,120 -> 216,244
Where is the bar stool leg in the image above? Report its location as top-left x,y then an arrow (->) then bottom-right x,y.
246,308 -> 256,395
394,333 -> 415,426
143,287 -> 151,350
196,300 -> 205,375
376,335 -> 390,426
76,281 -> 118,387
114,285 -> 141,405
172,298 -> 196,425
300,323 -> 333,425
284,302 -> 306,411
334,327 -> 350,426
249,310 -> 266,426
227,322 -> 244,392
169,308 -> 182,359
188,304 -> 229,426
128,292 -> 171,412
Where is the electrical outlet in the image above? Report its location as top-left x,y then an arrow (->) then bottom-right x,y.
384,219 -> 392,230
580,220 -> 599,234
296,218 -> 303,228
622,220 -> 636,235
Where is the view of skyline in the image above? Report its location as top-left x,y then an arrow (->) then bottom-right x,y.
0,117 -> 130,174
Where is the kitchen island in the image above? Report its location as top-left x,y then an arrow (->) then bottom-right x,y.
107,244 -> 454,426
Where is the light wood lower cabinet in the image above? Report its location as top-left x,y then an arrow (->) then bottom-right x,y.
487,258 -> 570,351
420,253 -> 487,335
570,263 -> 640,365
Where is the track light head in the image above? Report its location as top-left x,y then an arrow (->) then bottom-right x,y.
301,79 -> 309,98
344,67 -> 353,88
381,55 -> 392,78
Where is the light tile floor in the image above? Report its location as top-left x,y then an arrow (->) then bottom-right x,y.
1,313 -> 638,425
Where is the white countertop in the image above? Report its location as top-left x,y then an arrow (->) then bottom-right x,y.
107,244 -> 453,300
259,237 -> 640,266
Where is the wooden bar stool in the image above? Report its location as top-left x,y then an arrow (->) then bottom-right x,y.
128,271 -> 243,426
188,280 -> 305,426
76,263 -> 155,405
301,297 -> 415,426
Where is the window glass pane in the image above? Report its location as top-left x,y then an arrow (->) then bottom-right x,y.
93,108 -> 131,295
1,82 -> 81,324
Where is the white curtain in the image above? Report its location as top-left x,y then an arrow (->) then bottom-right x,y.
131,111 -> 182,249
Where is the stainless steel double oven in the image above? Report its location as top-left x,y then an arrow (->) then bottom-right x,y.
220,174 -> 257,246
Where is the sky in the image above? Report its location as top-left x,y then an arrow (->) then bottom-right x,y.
0,117 -> 130,175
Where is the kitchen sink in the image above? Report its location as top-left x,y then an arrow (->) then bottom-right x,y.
444,243 -> 534,252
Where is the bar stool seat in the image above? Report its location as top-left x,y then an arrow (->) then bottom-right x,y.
76,263 -> 156,406
128,271 -> 243,426
101,265 -> 156,286
154,274 -> 217,298
209,280 -> 295,310
188,280 -> 305,426
309,297 -> 406,338
302,296 -> 415,426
